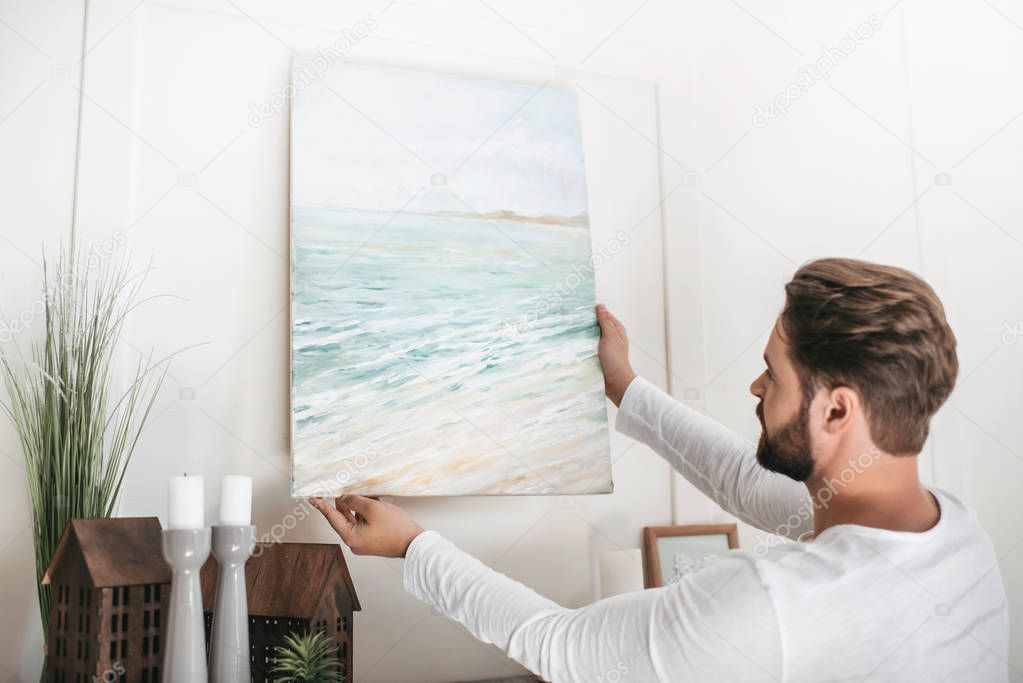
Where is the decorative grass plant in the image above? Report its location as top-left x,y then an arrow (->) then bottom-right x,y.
271,630 -> 344,683
0,249 -> 169,653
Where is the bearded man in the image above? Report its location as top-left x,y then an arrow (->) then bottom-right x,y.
312,257 -> 1009,682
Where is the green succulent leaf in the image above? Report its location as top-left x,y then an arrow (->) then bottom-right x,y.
271,629 -> 344,683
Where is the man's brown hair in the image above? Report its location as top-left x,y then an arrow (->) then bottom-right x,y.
779,257 -> 958,455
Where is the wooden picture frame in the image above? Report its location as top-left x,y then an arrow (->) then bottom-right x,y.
642,523 -> 739,588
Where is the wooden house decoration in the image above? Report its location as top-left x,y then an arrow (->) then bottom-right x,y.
200,542 -> 361,683
41,517 -> 170,683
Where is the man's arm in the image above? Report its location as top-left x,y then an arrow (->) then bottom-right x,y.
597,306 -> 812,539
618,376 -> 812,539
310,497 -> 782,681
403,529 -> 782,683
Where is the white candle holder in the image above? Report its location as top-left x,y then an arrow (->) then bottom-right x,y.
162,528 -> 212,683
209,525 -> 256,683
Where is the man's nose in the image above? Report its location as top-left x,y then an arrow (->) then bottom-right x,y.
750,372 -> 765,398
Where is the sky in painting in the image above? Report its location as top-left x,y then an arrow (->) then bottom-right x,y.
291,60 -> 588,220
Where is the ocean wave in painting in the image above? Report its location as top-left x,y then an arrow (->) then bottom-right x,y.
290,205 -> 611,496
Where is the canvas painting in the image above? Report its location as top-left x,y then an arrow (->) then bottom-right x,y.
289,61 -> 611,497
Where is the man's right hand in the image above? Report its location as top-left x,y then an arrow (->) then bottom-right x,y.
596,304 -> 636,407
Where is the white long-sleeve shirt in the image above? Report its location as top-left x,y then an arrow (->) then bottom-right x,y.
402,376 -> 1010,682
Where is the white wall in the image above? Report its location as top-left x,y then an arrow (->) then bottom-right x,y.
2,1 -> 1022,682
0,0 -> 85,679
903,3 -> 1023,680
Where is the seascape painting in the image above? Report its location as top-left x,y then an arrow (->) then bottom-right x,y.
290,61 -> 612,497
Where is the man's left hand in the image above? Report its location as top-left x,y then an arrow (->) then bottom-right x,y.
310,495 -> 425,558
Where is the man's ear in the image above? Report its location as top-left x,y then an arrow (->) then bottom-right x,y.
822,386 -> 857,435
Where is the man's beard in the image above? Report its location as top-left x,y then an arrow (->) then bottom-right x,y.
755,398 -> 814,481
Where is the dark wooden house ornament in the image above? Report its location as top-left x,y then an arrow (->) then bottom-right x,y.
41,519 -> 361,683
200,542 -> 361,683
41,517 -> 170,683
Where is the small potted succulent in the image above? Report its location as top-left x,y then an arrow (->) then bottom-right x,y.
271,630 -> 344,683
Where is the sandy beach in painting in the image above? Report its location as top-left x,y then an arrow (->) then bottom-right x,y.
289,61 -> 611,496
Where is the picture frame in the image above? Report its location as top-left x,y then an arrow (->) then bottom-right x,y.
641,524 -> 739,588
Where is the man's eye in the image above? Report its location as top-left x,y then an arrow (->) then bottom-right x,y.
765,369 -> 773,380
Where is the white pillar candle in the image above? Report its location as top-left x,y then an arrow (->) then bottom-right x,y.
598,548 -> 645,598
218,475 -> 252,526
168,475 -> 204,530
